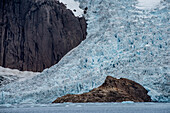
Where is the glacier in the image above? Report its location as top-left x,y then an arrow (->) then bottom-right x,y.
0,0 -> 170,104
136,0 -> 162,10
0,67 -> 40,87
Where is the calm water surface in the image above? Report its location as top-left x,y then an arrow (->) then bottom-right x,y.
0,102 -> 170,113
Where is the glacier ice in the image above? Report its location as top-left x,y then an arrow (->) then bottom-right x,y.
136,0 -> 161,10
0,0 -> 170,104
0,66 -> 40,87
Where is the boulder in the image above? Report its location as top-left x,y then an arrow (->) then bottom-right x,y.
52,76 -> 151,103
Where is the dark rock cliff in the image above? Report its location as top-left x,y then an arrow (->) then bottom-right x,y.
52,76 -> 151,103
0,0 -> 86,72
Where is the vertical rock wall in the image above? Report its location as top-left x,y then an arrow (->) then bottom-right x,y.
0,0 -> 86,72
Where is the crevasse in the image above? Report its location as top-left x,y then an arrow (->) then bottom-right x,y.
0,0 -> 169,104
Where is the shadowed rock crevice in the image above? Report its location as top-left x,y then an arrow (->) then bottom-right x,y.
52,76 -> 151,103
0,0 -> 87,72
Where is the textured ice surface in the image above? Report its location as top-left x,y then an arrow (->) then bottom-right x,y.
136,0 -> 161,10
0,0 -> 170,104
0,67 -> 40,87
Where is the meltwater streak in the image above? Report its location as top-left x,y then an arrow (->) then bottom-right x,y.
0,0 -> 169,104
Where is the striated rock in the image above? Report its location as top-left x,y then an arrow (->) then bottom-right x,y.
0,0 -> 86,72
52,76 -> 151,103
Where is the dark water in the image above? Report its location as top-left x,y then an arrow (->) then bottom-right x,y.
0,103 -> 170,113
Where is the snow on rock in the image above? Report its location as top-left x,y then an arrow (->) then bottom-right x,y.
35,0 -> 84,17
59,0 -> 84,17
0,0 -> 169,104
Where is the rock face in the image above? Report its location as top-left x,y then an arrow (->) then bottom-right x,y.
0,0 -> 86,72
52,76 -> 151,103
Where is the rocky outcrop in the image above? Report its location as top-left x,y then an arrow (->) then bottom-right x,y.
0,0 -> 86,72
52,76 -> 151,103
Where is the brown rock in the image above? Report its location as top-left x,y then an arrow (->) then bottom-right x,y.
52,76 -> 151,103
0,0 -> 86,72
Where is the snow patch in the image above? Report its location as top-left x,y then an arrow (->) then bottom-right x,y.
136,0 -> 161,10
59,0 -> 83,17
